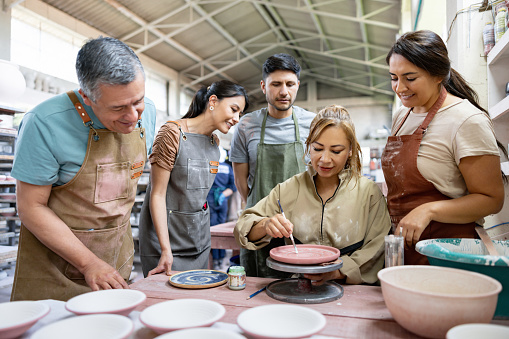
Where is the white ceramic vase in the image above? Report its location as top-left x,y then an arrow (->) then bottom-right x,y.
0,59 -> 26,103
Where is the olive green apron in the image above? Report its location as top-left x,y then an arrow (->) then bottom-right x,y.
11,91 -> 146,301
241,111 -> 306,278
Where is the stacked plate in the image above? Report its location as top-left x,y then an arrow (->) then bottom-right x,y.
31,289 -> 146,339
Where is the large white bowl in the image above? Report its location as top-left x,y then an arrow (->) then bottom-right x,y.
140,299 -> 225,334
155,327 -> 245,338
378,266 -> 502,338
31,314 -> 133,339
447,323 -> 509,339
237,304 -> 326,339
65,289 -> 146,316
0,301 -> 50,339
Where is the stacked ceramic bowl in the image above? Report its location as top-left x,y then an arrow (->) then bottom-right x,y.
416,238 -> 509,317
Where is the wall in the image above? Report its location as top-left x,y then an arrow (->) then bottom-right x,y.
0,7 -> 11,60
12,0 -> 187,127
295,95 -> 392,141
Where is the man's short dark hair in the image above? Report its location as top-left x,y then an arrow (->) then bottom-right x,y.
262,53 -> 301,80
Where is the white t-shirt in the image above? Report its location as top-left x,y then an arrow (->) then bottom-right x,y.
392,99 -> 499,199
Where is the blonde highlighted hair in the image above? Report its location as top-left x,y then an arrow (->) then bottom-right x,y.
305,105 -> 362,179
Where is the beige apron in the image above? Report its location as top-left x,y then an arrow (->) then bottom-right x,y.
11,91 -> 146,301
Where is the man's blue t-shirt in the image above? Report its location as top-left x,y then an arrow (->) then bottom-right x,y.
12,90 -> 156,186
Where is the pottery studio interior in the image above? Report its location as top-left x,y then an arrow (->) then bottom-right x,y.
0,0 -> 509,338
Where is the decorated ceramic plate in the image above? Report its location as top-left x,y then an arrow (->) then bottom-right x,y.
270,244 -> 340,265
169,270 -> 228,289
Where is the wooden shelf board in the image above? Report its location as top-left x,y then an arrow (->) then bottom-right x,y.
0,104 -> 24,115
490,95 -> 509,121
488,31 -> 509,66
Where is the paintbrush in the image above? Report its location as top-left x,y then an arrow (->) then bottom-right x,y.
246,286 -> 267,300
277,199 -> 298,254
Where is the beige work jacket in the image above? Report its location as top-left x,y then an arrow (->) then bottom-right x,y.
234,168 -> 391,284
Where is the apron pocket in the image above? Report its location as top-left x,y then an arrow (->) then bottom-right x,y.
168,209 -> 210,256
187,159 -> 211,189
64,222 -> 130,280
95,162 -> 130,203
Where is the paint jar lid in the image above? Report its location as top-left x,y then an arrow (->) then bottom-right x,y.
229,266 -> 245,274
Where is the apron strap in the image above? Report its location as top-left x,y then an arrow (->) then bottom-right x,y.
393,108 -> 412,136
166,120 -> 186,141
67,90 -> 100,141
260,109 -> 301,144
393,86 -> 448,137
419,86 -> 447,132
292,111 -> 300,141
67,91 -> 92,126
260,111 -> 268,144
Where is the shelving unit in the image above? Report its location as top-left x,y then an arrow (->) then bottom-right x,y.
0,104 -> 21,247
487,30 -> 509,148
486,31 -> 509,226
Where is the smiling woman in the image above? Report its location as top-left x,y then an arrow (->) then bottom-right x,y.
382,30 -> 507,265
138,80 -> 250,277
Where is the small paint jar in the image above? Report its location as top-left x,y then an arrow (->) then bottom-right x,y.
228,266 -> 246,290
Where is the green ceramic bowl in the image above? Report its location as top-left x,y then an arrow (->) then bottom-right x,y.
416,238 -> 509,318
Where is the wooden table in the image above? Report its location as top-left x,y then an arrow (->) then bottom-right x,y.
209,220 -> 240,268
210,220 -> 239,250
130,273 -> 423,338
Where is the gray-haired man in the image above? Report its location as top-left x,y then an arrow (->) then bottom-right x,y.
11,37 -> 156,301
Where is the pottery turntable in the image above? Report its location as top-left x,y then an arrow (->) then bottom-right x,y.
265,244 -> 344,304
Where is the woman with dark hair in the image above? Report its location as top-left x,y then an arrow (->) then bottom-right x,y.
138,80 -> 249,276
235,105 -> 391,285
382,30 -> 506,265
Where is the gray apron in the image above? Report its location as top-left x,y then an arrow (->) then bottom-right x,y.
139,121 -> 219,276
241,111 -> 306,278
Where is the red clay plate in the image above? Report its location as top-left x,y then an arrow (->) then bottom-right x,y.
270,244 -> 340,265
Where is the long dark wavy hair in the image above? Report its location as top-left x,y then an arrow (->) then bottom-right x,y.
387,30 -> 507,182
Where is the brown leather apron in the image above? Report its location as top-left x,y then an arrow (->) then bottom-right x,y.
381,87 -> 476,265
11,91 -> 146,301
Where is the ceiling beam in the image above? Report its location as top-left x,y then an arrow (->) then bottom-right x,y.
279,26 -> 391,52
355,0 -> 374,88
242,0 -> 400,30
2,0 -> 25,12
180,29 -> 275,75
103,0 -> 237,83
184,0 -> 262,72
184,41 -> 283,88
305,72 -> 394,96
286,44 -> 389,70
